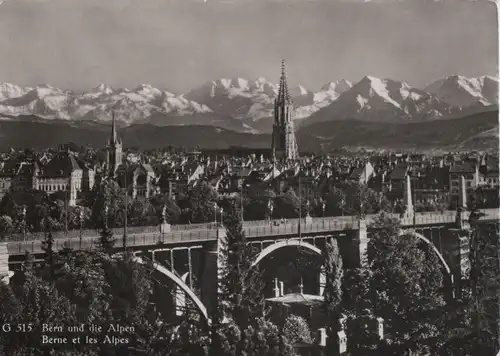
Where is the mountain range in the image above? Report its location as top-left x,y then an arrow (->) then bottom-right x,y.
0,74 -> 497,134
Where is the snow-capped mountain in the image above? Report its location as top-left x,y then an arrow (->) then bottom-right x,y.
304,76 -> 463,126
0,83 -> 213,125
184,77 -> 351,125
0,74 -> 496,134
314,79 -> 353,106
0,82 -> 33,101
425,75 -> 499,108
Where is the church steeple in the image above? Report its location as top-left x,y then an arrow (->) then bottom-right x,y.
277,59 -> 292,107
106,111 -> 123,177
110,111 -> 118,145
272,60 -> 298,161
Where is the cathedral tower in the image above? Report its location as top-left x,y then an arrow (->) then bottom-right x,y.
106,111 -> 123,177
272,60 -> 298,161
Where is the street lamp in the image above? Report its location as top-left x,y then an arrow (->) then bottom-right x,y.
214,202 -> 218,226
22,206 -> 27,241
79,207 -> 83,249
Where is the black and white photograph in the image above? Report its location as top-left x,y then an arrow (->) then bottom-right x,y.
0,0 -> 498,355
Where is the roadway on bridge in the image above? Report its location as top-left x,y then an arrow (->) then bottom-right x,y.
4,209 -> 499,256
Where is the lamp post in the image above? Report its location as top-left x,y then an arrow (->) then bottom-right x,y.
298,176 -> 302,238
214,202 -> 217,227
65,190 -> 69,235
22,206 -> 27,241
123,165 -> 128,251
240,182 -> 244,222
104,204 -> 109,229
79,207 -> 83,249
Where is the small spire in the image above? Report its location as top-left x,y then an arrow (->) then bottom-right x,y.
110,110 -> 117,144
277,59 -> 292,104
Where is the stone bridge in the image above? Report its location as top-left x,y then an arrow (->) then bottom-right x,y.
0,208 -> 498,320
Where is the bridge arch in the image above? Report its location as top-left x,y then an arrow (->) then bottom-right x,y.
132,256 -> 210,325
400,230 -> 452,277
250,239 -> 322,268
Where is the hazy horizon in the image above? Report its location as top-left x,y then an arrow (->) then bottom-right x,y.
0,0 -> 497,94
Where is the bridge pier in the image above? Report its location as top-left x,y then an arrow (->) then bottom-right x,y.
441,227 -> 471,298
347,220 -> 368,268
0,243 -> 14,284
200,228 -> 226,319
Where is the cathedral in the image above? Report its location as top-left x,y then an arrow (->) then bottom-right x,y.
272,60 -> 299,161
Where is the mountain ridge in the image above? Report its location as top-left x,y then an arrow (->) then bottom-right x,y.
0,110 -> 496,153
0,74 -> 497,133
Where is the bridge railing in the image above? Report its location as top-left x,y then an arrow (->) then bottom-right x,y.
7,229 -> 219,255
2,209 -> 499,244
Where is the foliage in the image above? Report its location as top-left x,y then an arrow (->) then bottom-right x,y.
0,215 -> 14,234
150,193 -> 181,224
367,213 -> 446,354
282,314 -> 313,344
322,238 -> 344,353
242,186 -> 276,221
272,189 -> 300,219
239,318 -> 296,356
439,193 -> 500,355
178,182 -> 218,224
98,226 -> 116,256
219,206 -> 266,329
91,179 -> 126,228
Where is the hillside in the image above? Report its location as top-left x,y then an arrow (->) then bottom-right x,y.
0,111 -> 496,152
297,109 -> 499,152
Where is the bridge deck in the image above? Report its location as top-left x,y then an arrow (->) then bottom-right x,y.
4,209 -> 498,256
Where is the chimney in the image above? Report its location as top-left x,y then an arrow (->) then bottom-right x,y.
299,277 -> 304,294
279,281 -> 284,296
274,278 -> 280,298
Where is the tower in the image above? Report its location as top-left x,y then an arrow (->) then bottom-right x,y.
106,111 -> 123,177
272,60 -> 298,161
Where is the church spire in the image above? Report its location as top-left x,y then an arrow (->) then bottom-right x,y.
272,59 -> 298,161
277,59 -> 291,105
110,111 -> 117,145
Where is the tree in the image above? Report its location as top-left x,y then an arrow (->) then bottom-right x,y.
219,206 -> 266,330
150,193 -> 181,224
179,182 -> 218,224
322,238 -> 344,354
324,187 -> 346,217
41,231 -> 55,278
239,318 -> 296,356
367,213 -> 446,355
0,192 -> 17,218
273,189 -> 300,219
282,314 -> 313,344
0,215 -> 14,237
440,194 -> 500,355
91,179 -> 126,228
98,226 -> 116,256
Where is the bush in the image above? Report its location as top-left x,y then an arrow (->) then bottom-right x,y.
282,314 -> 313,344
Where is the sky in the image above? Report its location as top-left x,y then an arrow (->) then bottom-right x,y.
0,0 -> 497,93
